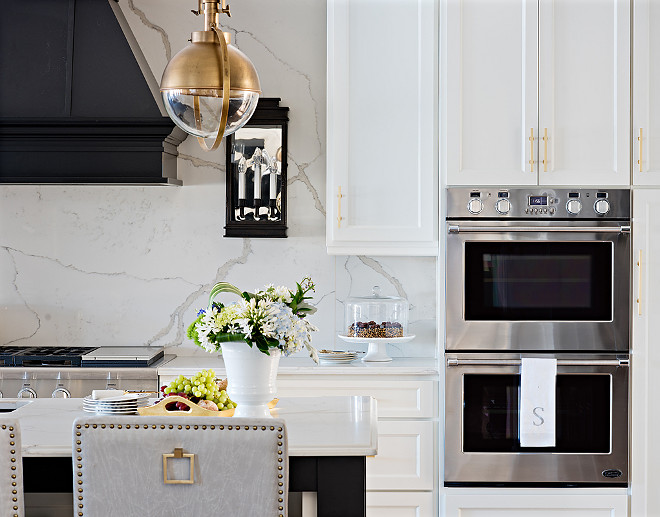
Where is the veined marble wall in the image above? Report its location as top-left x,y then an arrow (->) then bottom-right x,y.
0,0 -> 437,357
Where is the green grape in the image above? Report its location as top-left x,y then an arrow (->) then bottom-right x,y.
226,402 -> 234,409
183,385 -> 191,393
217,402 -> 225,409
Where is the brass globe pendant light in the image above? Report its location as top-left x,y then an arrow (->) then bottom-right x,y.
160,0 -> 261,151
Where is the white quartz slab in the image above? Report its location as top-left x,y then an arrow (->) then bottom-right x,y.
159,355 -> 440,377
8,396 -> 378,458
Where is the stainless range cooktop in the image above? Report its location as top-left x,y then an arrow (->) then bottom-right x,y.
0,346 -> 164,367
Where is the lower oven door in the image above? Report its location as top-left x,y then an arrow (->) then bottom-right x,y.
444,353 -> 629,487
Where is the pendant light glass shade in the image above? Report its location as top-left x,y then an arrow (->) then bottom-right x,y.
160,28 -> 261,146
162,89 -> 259,139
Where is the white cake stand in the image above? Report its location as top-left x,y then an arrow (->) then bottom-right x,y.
337,335 -> 416,362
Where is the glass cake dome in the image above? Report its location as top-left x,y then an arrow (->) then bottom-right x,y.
344,286 -> 409,339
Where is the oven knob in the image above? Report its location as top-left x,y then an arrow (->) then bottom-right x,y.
566,199 -> 582,215
495,198 -> 511,215
594,199 -> 610,215
467,198 -> 483,215
52,387 -> 71,398
17,387 -> 37,398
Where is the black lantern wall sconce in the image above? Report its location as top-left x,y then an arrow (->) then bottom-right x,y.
224,98 -> 288,238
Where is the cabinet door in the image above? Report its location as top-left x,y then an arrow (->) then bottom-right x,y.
444,493 -> 628,516
276,379 -> 436,418
326,0 -> 437,256
633,0 -> 660,185
538,0 -> 630,186
367,491 -> 434,517
631,189 -> 660,516
445,0 -> 538,186
366,420 -> 434,491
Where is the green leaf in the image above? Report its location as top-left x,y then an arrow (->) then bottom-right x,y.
208,282 -> 243,308
296,302 -> 317,316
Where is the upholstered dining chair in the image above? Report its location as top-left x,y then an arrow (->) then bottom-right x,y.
73,416 -> 288,517
0,419 -> 23,517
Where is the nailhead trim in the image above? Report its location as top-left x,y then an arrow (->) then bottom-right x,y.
76,419 -> 286,515
3,423 -> 22,516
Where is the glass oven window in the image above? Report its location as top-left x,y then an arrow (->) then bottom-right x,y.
462,373 -> 611,453
464,241 -> 613,321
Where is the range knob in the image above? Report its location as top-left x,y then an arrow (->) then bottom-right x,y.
495,198 -> 512,215
17,386 -> 37,398
594,199 -> 610,215
467,198 -> 483,215
566,199 -> 582,215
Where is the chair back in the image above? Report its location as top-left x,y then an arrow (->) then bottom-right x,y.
74,416 -> 288,517
0,419 -> 23,517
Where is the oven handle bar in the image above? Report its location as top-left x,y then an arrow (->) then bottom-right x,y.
447,225 -> 631,234
446,358 -> 629,367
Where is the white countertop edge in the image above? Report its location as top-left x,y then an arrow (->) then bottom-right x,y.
158,356 -> 440,377
10,396 -> 378,458
284,446 -> 378,457
23,446 -> 71,458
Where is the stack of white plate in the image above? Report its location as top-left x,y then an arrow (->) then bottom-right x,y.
317,350 -> 359,364
82,394 -> 151,415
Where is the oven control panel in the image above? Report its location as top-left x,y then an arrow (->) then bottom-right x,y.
446,188 -> 630,219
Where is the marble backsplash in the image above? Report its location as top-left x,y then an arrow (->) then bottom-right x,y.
0,0 -> 437,358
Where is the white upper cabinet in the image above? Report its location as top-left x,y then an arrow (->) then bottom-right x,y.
446,0 -> 630,186
538,0 -> 630,186
446,0 -> 538,186
326,0 -> 438,256
633,0 -> 660,185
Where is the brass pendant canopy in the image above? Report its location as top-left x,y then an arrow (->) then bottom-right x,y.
160,31 -> 261,96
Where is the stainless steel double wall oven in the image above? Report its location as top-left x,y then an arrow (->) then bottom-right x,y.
444,187 -> 631,487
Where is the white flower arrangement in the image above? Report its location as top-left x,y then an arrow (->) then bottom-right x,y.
187,277 -> 318,362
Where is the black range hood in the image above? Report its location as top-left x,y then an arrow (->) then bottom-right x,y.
0,0 -> 186,185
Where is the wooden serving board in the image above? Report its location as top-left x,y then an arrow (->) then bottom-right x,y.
137,396 -> 278,417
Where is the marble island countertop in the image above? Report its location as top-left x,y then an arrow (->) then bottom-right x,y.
159,355 -> 440,377
4,396 -> 378,458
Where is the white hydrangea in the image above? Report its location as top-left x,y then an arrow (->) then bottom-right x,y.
192,279 -> 317,361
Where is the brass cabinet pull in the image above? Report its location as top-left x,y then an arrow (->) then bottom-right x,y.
542,128 -> 548,172
638,128 -> 643,172
337,186 -> 344,228
528,128 -> 535,172
163,448 -> 195,484
637,249 -> 643,316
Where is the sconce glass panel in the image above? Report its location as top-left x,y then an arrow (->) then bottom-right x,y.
225,98 -> 288,238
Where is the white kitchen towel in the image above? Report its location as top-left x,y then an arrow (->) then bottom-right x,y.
520,357 -> 557,447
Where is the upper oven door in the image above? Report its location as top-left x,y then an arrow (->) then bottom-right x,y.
446,220 -> 630,352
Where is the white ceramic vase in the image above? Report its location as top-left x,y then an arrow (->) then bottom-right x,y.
220,341 -> 281,418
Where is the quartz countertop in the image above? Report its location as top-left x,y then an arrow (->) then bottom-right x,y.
159,355 -> 440,376
5,396 -> 378,458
